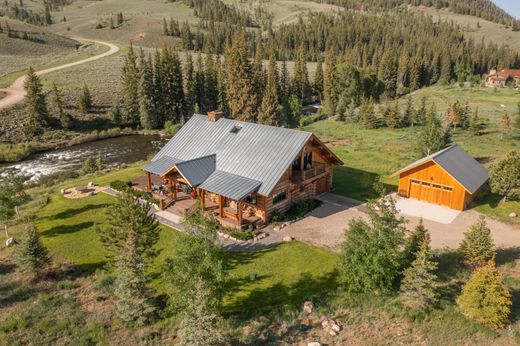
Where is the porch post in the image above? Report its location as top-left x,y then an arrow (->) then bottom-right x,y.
146,172 -> 152,192
200,189 -> 206,211
172,177 -> 177,201
218,195 -> 224,219
300,147 -> 305,171
169,177 -> 174,201
237,201 -> 242,225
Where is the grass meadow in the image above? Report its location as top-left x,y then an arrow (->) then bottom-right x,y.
305,85 -> 520,224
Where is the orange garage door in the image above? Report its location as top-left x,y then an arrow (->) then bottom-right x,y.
408,179 -> 454,207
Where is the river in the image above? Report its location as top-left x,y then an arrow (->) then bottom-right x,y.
0,135 -> 167,183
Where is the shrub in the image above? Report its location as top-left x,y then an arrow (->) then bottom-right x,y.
489,151 -> 520,201
459,216 -> 495,267
163,121 -> 182,136
269,199 -> 322,223
457,261 -> 511,329
81,157 -> 98,175
31,170 -> 79,188
110,180 -> 132,192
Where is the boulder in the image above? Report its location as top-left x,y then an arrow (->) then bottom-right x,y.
510,212 -> 517,218
273,226 -> 280,232
5,237 -> 17,247
329,330 -> 337,336
331,324 -> 341,332
87,182 -> 95,187
303,301 -> 314,314
87,191 -> 95,197
307,343 -> 321,346
283,236 -> 293,242
60,188 -> 66,195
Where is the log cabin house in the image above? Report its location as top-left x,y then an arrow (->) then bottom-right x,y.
140,111 -> 343,229
391,144 -> 488,211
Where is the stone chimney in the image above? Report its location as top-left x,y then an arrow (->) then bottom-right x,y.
207,110 -> 224,122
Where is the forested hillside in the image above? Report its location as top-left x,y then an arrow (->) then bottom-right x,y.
314,0 -> 516,25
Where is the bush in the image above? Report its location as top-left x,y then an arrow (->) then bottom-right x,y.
29,170 -> 79,188
269,199 -> 322,223
457,261 -> 511,329
163,121 -> 182,136
110,180 -> 131,192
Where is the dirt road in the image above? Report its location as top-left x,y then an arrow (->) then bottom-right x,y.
0,38 -> 119,110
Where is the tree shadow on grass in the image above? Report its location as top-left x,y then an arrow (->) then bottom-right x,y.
46,203 -> 110,221
433,250 -> 469,302
333,166 -> 396,202
0,282 -> 47,309
0,262 -> 16,275
223,270 -> 338,318
40,221 -> 95,237
496,247 -> 520,266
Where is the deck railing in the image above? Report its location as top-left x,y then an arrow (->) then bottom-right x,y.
292,163 -> 326,181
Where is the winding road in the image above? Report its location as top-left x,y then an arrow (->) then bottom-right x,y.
0,38 -> 119,110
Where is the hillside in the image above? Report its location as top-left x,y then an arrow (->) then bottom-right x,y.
0,17 -> 79,77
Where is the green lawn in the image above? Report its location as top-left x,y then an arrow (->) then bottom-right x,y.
31,165 -> 338,313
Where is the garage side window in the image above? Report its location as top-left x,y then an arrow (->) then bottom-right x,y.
411,179 -> 420,185
273,191 -> 287,205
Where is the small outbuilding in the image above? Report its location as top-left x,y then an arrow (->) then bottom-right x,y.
391,144 -> 489,211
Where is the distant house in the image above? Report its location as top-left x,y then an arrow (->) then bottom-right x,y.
485,69 -> 520,87
141,111 -> 343,229
391,145 -> 488,211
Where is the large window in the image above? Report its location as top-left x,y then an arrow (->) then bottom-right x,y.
273,191 -> 287,204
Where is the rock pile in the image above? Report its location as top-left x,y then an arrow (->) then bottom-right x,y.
321,317 -> 342,336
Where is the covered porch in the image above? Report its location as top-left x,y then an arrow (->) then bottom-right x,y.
137,158 -> 265,230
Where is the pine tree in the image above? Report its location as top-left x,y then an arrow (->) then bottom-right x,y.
500,112 -> 512,135
16,224 -> 50,277
489,151 -> 520,201
340,196 -> 406,294
360,98 -> 378,129
194,52 -> 205,112
322,49 -> 337,115
51,82 -> 72,129
409,54 -> 422,92
468,107 -> 483,136
378,50 -> 398,99
152,50 -> 165,126
24,66 -> 48,134
514,102 -> 520,132
204,51 -> 218,112
385,102 -> 401,129
116,12 -> 124,26
162,47 -> 185,123
258,50 -> 280,126
224,30 -> 257,122
403,96 -> 414,127
78,83 -> 93,114
314,56 -> 324,101
114,232 -> 156,326
459,216 -> 495,268
292,43 -> 310,102
279,58 -> 290,99
216,60 -> 229,117
439,52 -> 452,84
402,220 -> 429,268
98,193 -> 160,267
400,236 -> 439,313
416,105 -> 451,157
184,52 -> 196,118
121,43 -> 140,125
178,280 -> 226,346
457,261 -> 511,329
162,17 -> 169,36
109,17 -> 114,29
252,36 -> 265,107
110,101 -> 123,126
416,96 -> 427,125
139,52 -> 156,129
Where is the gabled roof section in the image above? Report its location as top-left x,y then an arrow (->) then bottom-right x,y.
174,154 -> 216,186
199,170 -> 261,201
152,114 -> 317,196
143,156 -> 183,176
392,144 -> 489,194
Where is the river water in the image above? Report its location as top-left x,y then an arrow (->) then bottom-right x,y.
0,135 -> 167,183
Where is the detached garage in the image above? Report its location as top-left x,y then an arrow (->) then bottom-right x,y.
392,144 -> 489,211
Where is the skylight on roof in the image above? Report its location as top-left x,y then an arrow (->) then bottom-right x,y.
230,125 -> 242,134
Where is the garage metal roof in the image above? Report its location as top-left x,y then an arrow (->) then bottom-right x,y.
198,170 -> 262,201
151,114 -> 316,196
392,144 -> 489,194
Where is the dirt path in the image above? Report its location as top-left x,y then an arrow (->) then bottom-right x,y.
0,38 -> 119,110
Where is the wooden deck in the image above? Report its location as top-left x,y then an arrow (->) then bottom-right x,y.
131,175 -> 262,230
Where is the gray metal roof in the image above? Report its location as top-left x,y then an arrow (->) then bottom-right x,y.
143,156 -> 183,176
394,144 -> 488,194
175,154 -> 216,186
152,114 -> 313,196
199,170 -> 262,201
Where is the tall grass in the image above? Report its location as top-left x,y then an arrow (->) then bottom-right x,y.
0,142 -> 42,162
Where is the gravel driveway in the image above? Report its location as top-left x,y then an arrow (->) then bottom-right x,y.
282,193 -> 520,252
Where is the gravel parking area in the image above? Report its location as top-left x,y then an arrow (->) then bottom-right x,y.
282,193 -> 520,252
